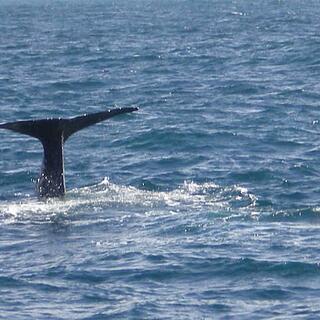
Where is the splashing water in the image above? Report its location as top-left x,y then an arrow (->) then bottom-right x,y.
0,178 -> 257,224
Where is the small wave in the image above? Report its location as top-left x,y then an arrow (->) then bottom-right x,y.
0,178 -> 257,224
3,179 -> 319,224
262,207 -> 320,223
76,178 -> 256,208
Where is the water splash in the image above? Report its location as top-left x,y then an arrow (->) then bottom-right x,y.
0,178 -> 257,224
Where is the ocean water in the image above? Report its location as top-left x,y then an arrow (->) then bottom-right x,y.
1,0 -> 320,318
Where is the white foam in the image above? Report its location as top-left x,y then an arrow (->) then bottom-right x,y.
0,178 -> 257,224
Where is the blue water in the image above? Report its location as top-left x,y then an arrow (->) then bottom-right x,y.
1,0 -> 320,318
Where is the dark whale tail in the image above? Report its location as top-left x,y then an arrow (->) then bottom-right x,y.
0,107 -> 138,198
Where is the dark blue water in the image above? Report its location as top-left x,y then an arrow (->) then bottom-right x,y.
1,0 -> 320,318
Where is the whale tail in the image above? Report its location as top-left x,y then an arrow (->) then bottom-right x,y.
0,107 -> 138,198
0,107 -> 138,142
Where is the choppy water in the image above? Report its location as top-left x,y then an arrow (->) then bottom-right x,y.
1,0 -> 320,318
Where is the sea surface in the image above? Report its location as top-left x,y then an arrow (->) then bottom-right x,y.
1,0 -> 320,318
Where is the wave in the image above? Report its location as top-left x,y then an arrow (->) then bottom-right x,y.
261,206 -> 320,223
2,177 -> 320,225
0,178 -> 257,224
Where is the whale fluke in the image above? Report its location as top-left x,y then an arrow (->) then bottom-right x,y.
0,107 -> 138,198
